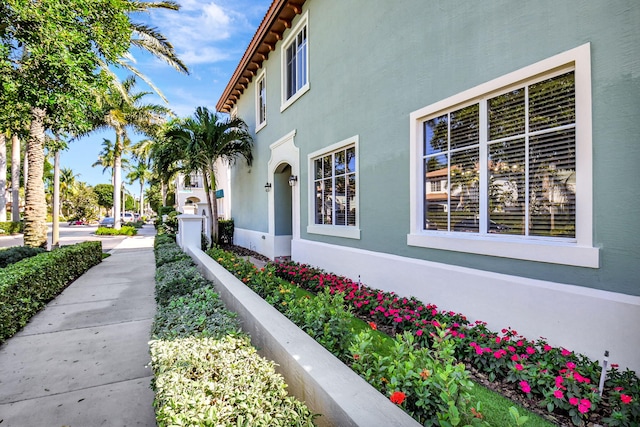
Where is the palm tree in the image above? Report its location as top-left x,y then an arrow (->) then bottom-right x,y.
89,76 -> 171,229
167,107 -> 253,244
127,159 -> 152,217
60,168 -> 80,217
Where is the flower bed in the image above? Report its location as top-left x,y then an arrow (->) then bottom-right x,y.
150,236 -> 316,426
269,260 -> 639,427
206,247 -> 551,426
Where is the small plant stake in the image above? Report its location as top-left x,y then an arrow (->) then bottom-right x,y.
598,350 -> 609,396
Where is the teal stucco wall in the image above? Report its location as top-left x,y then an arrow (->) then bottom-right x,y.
230,0 -> 640,296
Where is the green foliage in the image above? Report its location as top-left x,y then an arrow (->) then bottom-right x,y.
95,225 -> 137,236
154,242 -> 190,268
0,241 -> 102,343
284,288 -> 353,358
151,286 -> 239,340
155,259 -> 210,306
218,218 -> 234,245
93,183 -> 114,210
0,221 -> 23,235
150,236 -> 316,426
150,336 -> 316,427
0,246 -> 46,268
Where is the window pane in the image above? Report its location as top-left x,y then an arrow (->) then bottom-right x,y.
529,129 -> 576,237
346,147 -> 356,173
450,148 -> 480,233
450,104 -> 479,150
335,176 -> 346,226
529,72 -> 575,132
314,180 -> 324,224
322,178 -> 333,224
347,174 -> 356,226
323,155 -> 332,178
424,114 -> 448,156
424,155 -> 448,230
286,45 -> 296,99
314,158 -> 323,180
488,88 -> 525,140
335,150 -> 346,174
489,138 -> 525,235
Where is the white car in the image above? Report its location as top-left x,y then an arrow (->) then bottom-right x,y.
121,213 -> 135,223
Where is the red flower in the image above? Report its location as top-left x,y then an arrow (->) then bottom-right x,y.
368,321 -> 377,330
353,354 -> 360,361
390,391 -> 406,405
621,394 -> 633,404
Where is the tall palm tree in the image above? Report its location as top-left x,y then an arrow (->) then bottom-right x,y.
167,107 -> 253,244
89,76 -> 170,228
127,158 -> 152,217
59,167 -> 80,217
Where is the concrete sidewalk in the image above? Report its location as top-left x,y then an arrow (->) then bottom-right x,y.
0,226 -> 158,427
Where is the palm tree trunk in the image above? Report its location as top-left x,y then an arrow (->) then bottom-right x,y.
113,135 -> 122,230
0,134 -> 7,221
11,134 -> 20,222
209,166 -> 219,246
139,181 -> 144,217
202,169 -> 215,246
24,107 -> 48,248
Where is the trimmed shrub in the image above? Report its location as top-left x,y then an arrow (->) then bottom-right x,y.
150,336 -> 316,427
95,225 -> 137,236
154,243 -> 190,268
151,286 -> 240,340
0,221 -> 23,235
155,259 -> 210,306
0,241 -> 102,343
0,246 -> 46,268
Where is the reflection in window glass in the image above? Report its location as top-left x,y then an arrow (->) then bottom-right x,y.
313,146 -> 357,227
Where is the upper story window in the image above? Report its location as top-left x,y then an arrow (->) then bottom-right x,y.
281,11 -> 309,112
408,44 -> 598,268
307,135 -> 360,239
256,69 -> 266,131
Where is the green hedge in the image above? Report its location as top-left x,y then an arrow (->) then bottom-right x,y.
150,238 -> 316,426
0,246 -> 46,268
95,225 -> 137,236
0,241 -> 103,343
0,221 -> 23,235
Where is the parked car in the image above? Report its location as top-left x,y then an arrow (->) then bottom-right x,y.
99,217 -> 115,228
121,212 -> 134,223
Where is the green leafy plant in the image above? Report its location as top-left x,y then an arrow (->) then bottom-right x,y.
0,221 -> 23,235
0,241 -> 102,343
154,259 -> 210,306
95,225 -> 137,236
0,246 -> 46,268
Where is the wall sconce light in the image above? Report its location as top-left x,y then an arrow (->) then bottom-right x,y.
264,182 -> 272,192
288,175 -> 298,187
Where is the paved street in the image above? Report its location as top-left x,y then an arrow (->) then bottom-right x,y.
0,222 -> 128,251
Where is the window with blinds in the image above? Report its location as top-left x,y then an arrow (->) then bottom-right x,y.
422,71 -> 576,239
313,146 -> 357,227
256,71 -> 266,130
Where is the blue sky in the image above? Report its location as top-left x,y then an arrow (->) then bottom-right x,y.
59,0 -> 272,196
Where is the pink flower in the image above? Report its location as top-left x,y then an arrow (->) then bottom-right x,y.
519,381 -> 531,394
496,337 -> 501,344
566,361 -> 576,370
511,354 -> 519,362
573,373 -> 585,383
515,364 -> 524,371
494,350 -> 506,359
578,399 -> 591,414
508,346 -> 516,353
475,346 -> 484,355
526,346 -> 535,355
614,386 -> 624,391
516,340 -> 524,347
561,348 -> 571,357
569,397 -> 579,406
416,329 -> 423,336
554,389 -> 564,399
543,344 -> 553,352
621,394 -> 633,404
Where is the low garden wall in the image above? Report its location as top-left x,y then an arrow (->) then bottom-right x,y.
185,246 -> 421,427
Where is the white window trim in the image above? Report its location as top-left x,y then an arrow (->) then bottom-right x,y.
280,10 -> 309,112
255,68 -> 267,132
408,43 -> 598,268
307,135 -> 361,239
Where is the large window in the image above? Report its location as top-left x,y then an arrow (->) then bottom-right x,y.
255,69 -> 266,131
308,136 -> 360,239
281,11 -> 309,111
409,44 -> 598,267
